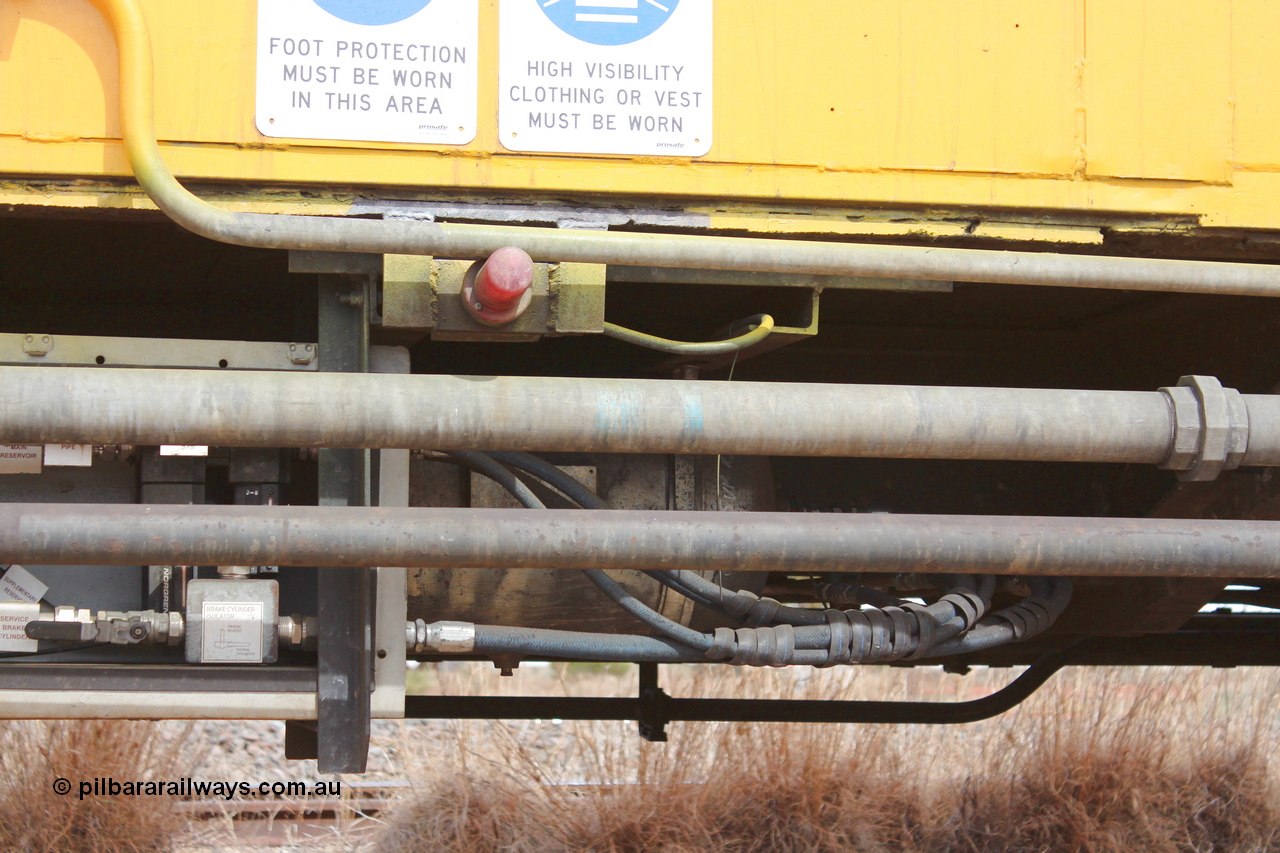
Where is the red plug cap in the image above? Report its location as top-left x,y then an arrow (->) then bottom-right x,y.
463,247 -> 535,325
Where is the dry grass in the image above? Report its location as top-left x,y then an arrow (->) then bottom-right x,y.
375,665 -> 1280,853
0,720 -> 197,853
0,666 -> 1270,852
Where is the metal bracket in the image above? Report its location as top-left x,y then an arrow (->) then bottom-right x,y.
637,662 -> 669,742
404,649 -> 1077,727
22,334 -> 52,357
284,721 -> 319,760
287,343 -> 316,365
1158,375 -> 1250,481
1,333 -> 319,371
380,255 -> 606,343
315,274 -> 374,774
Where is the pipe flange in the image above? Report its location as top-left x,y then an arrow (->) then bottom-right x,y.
1159,375 -> 1249,481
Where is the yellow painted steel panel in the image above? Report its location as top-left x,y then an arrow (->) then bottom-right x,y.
4,0 -> 1280,231
1084,1 -> 1233,182
0,1 -> 118,140
873,2 -> 1081,175
1232,1 -> 1280,171
713,2 -> 1081,175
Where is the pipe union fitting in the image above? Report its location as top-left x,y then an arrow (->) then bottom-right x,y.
1158,375 -> 1249,481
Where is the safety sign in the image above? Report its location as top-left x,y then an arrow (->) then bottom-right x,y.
256,0 -> 478,145
499,0 -> 712,156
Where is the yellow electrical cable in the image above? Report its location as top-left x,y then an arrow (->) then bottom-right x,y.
601,314 -> 775,356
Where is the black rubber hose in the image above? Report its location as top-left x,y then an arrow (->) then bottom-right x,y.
642,569 -> 725,612
460,450 -> 716,651
456,448 -> 1065,666
488,451 -> 608,510
490,455 -> 741,620
446,450 -> 546,510
664,569 -> 996,638
580,567 -> 716,652
660,568 -> 831,626
467,580 -> 1065,666
490,450 -> 984,645
460,452 -> 891,659
473,625 -> 702,662
492,451 -> 853,630
472,625 -> 832,666
473,582 -> 1067,662
923,578 -> 1073,658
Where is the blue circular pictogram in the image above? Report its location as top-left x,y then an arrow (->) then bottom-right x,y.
312,0 -> 434,26
538,0 -> 679,46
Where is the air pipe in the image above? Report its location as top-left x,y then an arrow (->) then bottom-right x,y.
2,504 -> 1278,578
87,0 -> 1280,296
1,366 -> 1277,474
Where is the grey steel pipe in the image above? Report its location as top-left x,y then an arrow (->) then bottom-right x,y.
1,504 -> 1278,578
125,207 -> 1280,298
1244,395 -> 1280,466
2,365 -> 1276,467
88,0 -> 1280,298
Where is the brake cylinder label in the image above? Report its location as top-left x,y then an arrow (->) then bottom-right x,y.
255,0 -> 479,145
499,0 -> 713,156
200,602 -> 265,663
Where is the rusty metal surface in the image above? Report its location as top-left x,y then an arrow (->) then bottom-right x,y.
0,364 -> 1256,465
1,503 -> 1278,578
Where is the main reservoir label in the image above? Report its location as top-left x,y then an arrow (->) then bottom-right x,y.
256,0 -> 478,145
499,0 -> 712,156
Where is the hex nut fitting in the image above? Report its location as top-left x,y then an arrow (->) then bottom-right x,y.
166,611 -> 185,646
1158,375 -> 1250,482
278,614 -> 316,650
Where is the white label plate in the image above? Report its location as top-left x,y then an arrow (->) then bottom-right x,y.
0,446 -> 41,474
0,602 -> 40,653
0,565 -> 47,606
159,445 -> 208,457
44,444 -> 93,467
499,0 -> 712,156
201,601 -> 265,663
256,0 -> 479,145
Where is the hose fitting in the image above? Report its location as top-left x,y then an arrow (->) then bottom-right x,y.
410,619 -> 477,654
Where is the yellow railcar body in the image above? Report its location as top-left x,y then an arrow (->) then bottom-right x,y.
3,0 -> 1280,234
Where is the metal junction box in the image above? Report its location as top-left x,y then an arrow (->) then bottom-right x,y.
185,579 -> 279,665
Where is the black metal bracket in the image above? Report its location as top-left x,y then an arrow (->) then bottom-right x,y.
315,273 -> 374,774
637,662 -> 668,742
405,648 -> 1075,728
284,720 -> 319,760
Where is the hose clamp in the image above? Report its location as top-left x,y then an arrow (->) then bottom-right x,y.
1158,375 -> 1249,482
